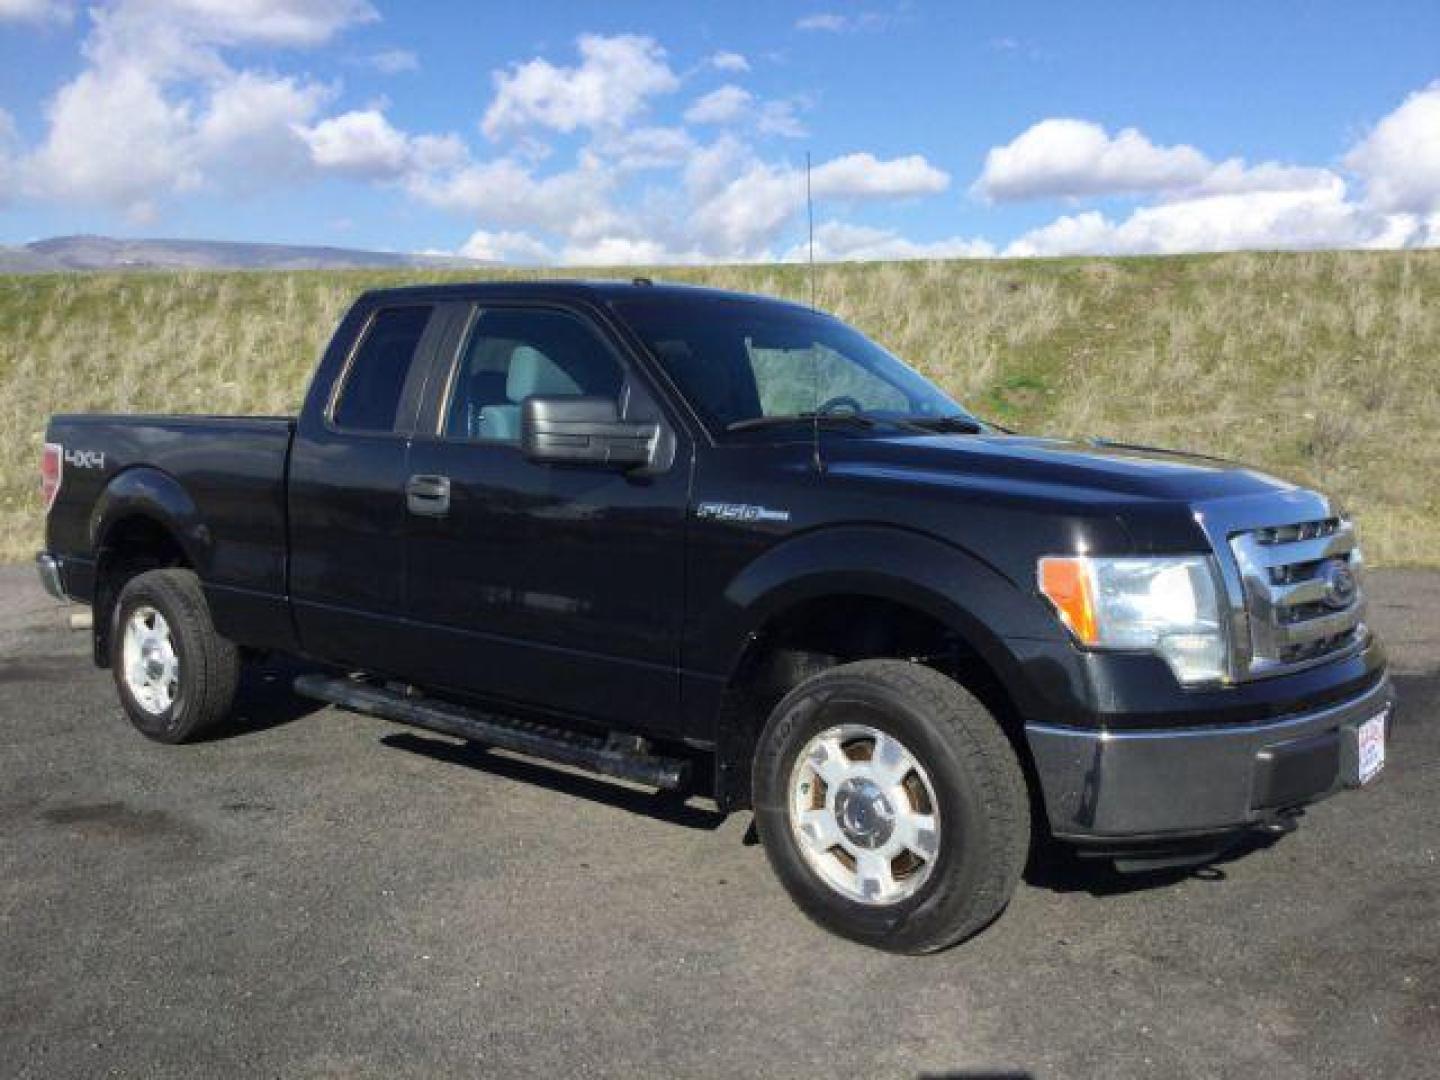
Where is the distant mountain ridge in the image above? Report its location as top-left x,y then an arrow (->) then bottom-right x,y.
0,235 -> 484,272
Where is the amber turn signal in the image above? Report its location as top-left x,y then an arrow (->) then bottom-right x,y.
1037,556 -> 1099,644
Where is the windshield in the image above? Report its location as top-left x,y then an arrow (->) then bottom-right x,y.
613,295 -> 972,434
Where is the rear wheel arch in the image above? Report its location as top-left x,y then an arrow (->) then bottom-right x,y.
90,470 -> 208,667
89,467 -> 209,570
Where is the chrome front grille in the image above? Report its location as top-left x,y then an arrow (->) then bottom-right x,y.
1228,516 -> 1366,676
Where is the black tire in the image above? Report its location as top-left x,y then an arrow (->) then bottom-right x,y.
109,568 -> 241,744
752,659 -> 1030,953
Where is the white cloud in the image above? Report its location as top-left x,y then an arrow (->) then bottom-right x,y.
811,152 -> 950,199
300,109 -> 411,177
410,155 -> 625,243
20,0 -> 382,215
686,157 -> 800,258
560,235 -> 676,265
300,109 -> 467,180
27,65 -> 200,219
757,98 -> 807,139
198,71 -> 329,176
974,118 -> 1211,201
2,11 -> 978,264
1345,81 -> 1440,215
459,228 -> 554,264
0,0 -> 71,22
481,34 -> 679,140
590,125 -> 694,170
796,12 -> 887,33
796,13 -> 847,31
1002,181 -> 1395,257
1195,159 -> 1339,197
683,85 -> 807,138
974,116 -> 1358,210
977,88 -> 1440,257
116,0 -> 377,49
664,147 -> 949,259
684,85 -> 753,125
367,48 -> 418,75
708,50 -> 749,73
788,220 -> 994,262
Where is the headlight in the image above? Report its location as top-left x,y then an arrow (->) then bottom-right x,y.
1037,555 -> 1227,685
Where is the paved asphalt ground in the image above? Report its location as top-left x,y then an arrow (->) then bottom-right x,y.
0,566 -> 1435,1079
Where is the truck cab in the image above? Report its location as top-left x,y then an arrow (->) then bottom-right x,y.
38,280 -> 1394,953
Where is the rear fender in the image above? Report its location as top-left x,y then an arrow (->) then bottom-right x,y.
88,468 -> 210,666
90,467 -> 211,574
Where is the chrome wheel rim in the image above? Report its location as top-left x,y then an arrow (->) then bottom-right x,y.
788,723 -> 941,905
121,606 -> 179,715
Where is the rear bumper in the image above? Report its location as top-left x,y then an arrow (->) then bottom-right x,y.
35,552 -> 67,601
1026,674 -> 1395,841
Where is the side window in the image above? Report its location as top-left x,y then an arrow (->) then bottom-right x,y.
331,306 -> 433,433
444,308 -> 624,443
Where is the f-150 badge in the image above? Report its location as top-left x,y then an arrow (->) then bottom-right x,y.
695,501 -> 791,523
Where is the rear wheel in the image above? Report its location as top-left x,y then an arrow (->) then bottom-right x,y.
753,659 -> 1029,953
110,569 -> 240,743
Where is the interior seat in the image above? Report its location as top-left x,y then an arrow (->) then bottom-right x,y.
477,345 -> 582,442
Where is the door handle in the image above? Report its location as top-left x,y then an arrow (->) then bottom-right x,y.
406,474 -> 451,516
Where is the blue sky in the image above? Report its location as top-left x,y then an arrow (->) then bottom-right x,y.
1,0 -> 1438,262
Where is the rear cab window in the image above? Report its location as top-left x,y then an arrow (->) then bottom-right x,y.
331,305 -> 434,433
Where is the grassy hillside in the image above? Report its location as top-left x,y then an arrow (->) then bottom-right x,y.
2,251 -> 1438,565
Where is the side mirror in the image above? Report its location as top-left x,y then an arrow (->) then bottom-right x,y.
521,396 -> 659,469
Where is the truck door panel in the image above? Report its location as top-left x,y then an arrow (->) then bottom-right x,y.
398,304 -> 689,734
288,302 -> 453,670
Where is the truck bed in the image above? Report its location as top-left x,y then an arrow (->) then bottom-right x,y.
44,413 -> 297,636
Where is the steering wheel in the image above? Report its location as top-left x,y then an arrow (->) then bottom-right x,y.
816,394 -> 864,417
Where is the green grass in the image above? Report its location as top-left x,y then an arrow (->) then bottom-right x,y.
3,250 -> 1438,565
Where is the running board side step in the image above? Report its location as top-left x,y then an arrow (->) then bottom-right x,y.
293,674 -> 690,791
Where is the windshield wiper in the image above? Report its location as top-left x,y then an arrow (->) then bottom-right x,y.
725,412 -> 986,436
725,413 -> 877,432
894,414 -> 984,435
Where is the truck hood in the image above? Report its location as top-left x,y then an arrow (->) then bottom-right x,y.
830,432 -> 1296,504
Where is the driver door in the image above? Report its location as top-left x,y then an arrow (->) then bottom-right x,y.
396,303 -> 690,735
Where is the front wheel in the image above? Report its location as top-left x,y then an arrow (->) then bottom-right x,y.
752,660 -> 1030,953
110,568 -> 240,743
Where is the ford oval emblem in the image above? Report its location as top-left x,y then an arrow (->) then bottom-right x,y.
1320,559 -> 1357,610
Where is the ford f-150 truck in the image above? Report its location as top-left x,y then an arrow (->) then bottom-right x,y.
37,280 -> 1393,952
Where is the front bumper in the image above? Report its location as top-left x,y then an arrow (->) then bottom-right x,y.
35,552 -> 67,601
1026,674 -> 1395,841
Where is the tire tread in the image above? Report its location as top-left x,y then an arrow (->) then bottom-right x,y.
754,658 -> 1030,953
112,568 -> 240,743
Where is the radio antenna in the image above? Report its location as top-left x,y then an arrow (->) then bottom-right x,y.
805,151 -> 817,311
805,151 -> 824,474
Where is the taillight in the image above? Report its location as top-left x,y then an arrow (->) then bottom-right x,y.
41,442 -> 62,513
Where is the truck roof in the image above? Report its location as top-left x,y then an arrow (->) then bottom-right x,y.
355,278 -> 813,311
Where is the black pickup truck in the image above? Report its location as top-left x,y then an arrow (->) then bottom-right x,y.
38,280 -> 1393,952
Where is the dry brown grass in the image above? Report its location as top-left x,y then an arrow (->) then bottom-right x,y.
2,250 -> 1438,564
